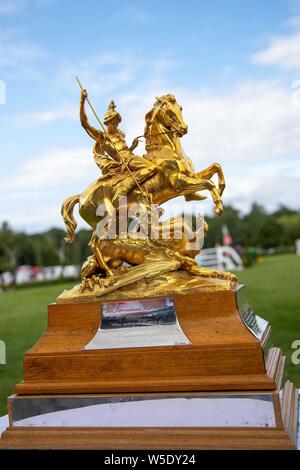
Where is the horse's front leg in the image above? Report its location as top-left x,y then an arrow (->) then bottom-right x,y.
196,179 -> 223,216
169,173 -> 223,216
196,162 -> 225,196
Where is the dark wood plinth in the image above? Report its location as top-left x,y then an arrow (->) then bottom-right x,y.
14,290 -> 275,394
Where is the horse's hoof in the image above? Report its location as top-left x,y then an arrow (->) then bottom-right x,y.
215,205 -> 223,216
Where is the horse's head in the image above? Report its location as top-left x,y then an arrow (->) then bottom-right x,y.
145,94 -> 188,138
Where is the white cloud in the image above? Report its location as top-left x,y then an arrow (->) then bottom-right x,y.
253,33 -> 300,70
54,53 -> 177,100
0,198 -> 65,231
0,27 -> 44,78
0,147 -> 95,191
0,40 -> 43,69
0,147 -> 97,232
14,104 -> 76,126
252,17 -> 300,70
55,53 -> 140,98
179,81 -> 300,163
222,161 -> 300,213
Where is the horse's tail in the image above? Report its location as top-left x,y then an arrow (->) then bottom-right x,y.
61,194 -> 80,243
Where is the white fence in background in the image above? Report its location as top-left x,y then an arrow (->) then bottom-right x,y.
1,249 -> 242,288
15,265 -> 80,285
0,265 -> 80,287
196,246 -> 243,272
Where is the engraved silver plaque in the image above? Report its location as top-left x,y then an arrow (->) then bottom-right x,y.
84,297 -> 190,350
236,284 -> 270,341
9,393 -> 277,429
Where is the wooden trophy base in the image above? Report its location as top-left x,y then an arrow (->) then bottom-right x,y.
0,286 -> 298,449
0,380 -> 298,449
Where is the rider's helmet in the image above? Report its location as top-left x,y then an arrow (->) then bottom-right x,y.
104,100 -> 122,126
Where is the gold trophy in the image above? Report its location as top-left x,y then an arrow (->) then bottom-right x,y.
0,83 -> 297,449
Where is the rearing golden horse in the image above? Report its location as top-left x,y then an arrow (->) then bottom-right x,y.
60,93 -> 234,295
62,94 -> 225,242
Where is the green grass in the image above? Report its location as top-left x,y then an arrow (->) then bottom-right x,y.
0,254 -> 299,416
237,254 -> 300,388
0,282 -> 74,416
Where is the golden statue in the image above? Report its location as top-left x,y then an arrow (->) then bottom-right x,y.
58,83 -> 237,302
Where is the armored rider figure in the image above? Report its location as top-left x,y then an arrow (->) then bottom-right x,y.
80,90 -> 156,204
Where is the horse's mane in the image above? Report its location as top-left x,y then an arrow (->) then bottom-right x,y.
144,94 -> 177,137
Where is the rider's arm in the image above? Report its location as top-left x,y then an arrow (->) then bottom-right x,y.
80,90 -> 103,141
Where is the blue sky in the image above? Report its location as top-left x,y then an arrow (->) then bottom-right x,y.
1,0 -> 300,231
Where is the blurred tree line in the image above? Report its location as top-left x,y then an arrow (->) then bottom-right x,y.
0,203 -> 299,273
0,222 -> 91,273
202,203 -> 300,249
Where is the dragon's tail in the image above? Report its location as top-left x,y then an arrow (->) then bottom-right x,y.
61,194 -> 80,243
